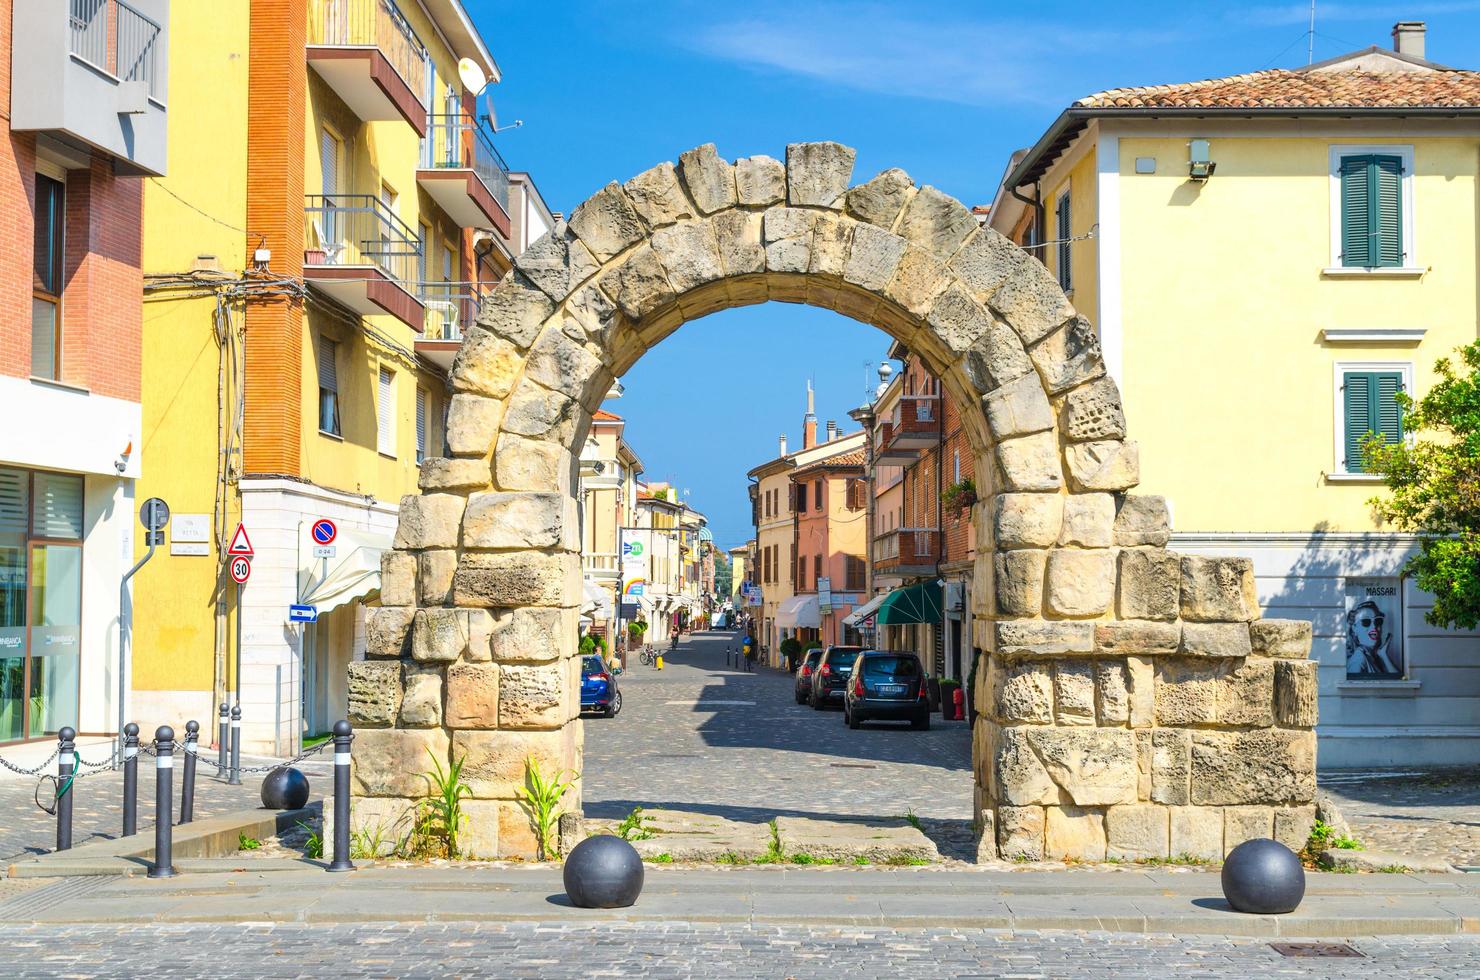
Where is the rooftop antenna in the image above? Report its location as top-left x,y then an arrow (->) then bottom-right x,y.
1308,0 -> 1316,65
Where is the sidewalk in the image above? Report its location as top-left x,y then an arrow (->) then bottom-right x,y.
4,864 -> 1479,937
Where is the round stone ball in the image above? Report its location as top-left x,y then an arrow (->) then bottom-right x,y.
260,766 -> 310,811
1221,838 -> 1305,915
562,834 -> 644,909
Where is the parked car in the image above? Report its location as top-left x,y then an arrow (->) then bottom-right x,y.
793,647 -> 826,705
809,645 -> 864,710
581,654 -> 622,717
842,651 -> 930,730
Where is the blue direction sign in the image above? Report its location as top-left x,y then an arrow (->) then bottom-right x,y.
289,604 -> 319,624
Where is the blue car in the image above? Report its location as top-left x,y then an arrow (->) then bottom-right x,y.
581,655 -> 622,717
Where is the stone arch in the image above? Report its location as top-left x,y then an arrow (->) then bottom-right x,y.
355,143 -> 1317,861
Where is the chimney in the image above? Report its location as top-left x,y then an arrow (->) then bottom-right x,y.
802,381 -> 818,449
778,434 -> 788,456
1392,20 -> 1426,58
826,420 -> 838,442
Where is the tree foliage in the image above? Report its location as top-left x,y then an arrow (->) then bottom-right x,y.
713,553 -> 733,597
1363,341 -> 1480,630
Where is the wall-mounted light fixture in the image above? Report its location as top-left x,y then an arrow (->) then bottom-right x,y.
1189,139 -> 1216,181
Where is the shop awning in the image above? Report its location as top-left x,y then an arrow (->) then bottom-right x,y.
581,580 -> 614,622
775,594 -> 821,629
297,524 -> 392,616
842,592 -> 889,627
875,582 -> 943,626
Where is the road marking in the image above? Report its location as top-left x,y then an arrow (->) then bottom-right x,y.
663,700 -> 757,706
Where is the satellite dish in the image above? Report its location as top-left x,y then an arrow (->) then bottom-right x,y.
457,57 -> 488,96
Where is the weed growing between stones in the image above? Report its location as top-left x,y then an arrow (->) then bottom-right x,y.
1377,864 -> 1411,873
616,807 -> 656,842
1302,818 -> 1363,867
650,853 -> 673,863
898,808 -> 924,832
517,757 -> 578,861
297,820 -> 324,859
408,749 -> 472,859
350,817 -> 400,859
238,833 -> 261,851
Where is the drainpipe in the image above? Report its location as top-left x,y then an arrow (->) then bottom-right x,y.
117,534 -> 158,767
1009,182 -> 1046,259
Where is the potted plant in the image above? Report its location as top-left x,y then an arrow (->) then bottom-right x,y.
940,478 -> 977,514
938,678 -> 962,720
780,636 -> 802,672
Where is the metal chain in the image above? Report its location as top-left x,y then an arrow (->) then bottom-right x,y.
193,739 -> 332,776
0,748 -> 59,777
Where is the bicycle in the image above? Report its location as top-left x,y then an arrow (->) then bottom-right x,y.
638,646 -> 656,667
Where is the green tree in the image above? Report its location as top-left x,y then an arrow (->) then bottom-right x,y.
1363,341 -> 1480,630
713,553 -> 733,597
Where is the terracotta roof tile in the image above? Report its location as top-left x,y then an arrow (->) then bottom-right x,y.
791,449 -> 867,475
592,409 -> 623,422
1075,68 -> 1480,110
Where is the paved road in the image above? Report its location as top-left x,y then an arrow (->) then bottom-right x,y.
584,631 -> 973,827
0,921 -> 1476,978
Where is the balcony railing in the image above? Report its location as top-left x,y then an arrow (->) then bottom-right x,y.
416,281 -> 482,341
583,553 -> 620,575
69,0 -> 163,100
304,194 -> 422,289
873,528 -> 939,566
421,113 -> 511,217
307,0 -> 427,103
889,394 -> 939,431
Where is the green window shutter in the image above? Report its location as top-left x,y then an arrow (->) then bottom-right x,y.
1375,371 -> 1404,443
1340,156 -> 1372,268
1343,370 -> 1405,472
1374,155 -> 1403,267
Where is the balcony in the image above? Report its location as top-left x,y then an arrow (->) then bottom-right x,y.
418,114 -> 511,235
304,195 -> 425,329
411,281 -> 482,370
306,0 -> 428,136
11,0 -> 169,176
582,552 -> 620,582
877,395 -> 939,464
579,457 -> 623,489
873,528 -> 939,577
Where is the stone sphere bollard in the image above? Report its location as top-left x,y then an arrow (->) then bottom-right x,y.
562,834 -> 644,909
1221,838 -> 1305,914
260,766 -> 310,811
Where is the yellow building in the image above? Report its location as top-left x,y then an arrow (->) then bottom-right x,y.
136,0 -> 549,751
579,409 -> 643,642
990,21 -> 1480,766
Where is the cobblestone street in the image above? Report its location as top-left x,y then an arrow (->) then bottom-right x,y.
584,631 -> 973,829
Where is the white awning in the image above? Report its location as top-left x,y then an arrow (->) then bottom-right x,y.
581,579 -> 613,622
775,594 -> 820,629
842,592 -> 888,627
297,524 -> 392,616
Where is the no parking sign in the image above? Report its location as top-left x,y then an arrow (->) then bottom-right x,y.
311,519 -> 337,545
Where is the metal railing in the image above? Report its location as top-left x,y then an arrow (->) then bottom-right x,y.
307,0 -> 427,105
414,280 -> 483,340
583,553 -> 620,574
421,113 -> 511,219
873,528 -> 939,565
304,195 -> 423,289
69,0 -> 164,100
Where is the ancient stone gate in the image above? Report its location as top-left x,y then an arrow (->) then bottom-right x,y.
349,142 -> 1318,860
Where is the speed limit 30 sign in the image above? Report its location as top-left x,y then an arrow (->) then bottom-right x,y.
229,555 -> 252,584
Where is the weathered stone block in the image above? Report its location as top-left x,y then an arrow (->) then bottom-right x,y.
994,493 -> 1063,549
1027,727 -> 1139,806
1273,805 -> 1317,853
418,457 -> 492,493
984,372 -> 1054,439
489,608 -> 567,663
566,181 -> 646,261
458,800 -> 502,859
995,549 -> 1046,617
1180,622 -> 1252,659
1223,806 -> 1275,854
1113,496 -> 1171,547
997,805 -> 1045,861
514,226 -> 599,304
845,168 -> 914,228
961,318 -> 1033,395
1058,493 -> 1114,548
1053,661 -> 1096,726
351,728 -> 450,797
393,494 -> 466,550
465,609 -> 494,663
470,273 -> 556,351
1060,377 -> 1126,442
1065,440 -> 1139,493
1116,549 -> 1180,622
762,206 -> 816,274
1274,660 -> 1318,728
995,726 -> 1057,804
1168,805 -> 1222,861
445,394 -> 504,458
651,220 -> 725,295
399,664 -> 444,727
599,244 -> 676,322
1135,729 -> 1153,799
786,141 -> 854,208
445,662 -> 499,729
676,143 -> 736,215
988,254 -> 1075,347
495,434 -> 570,493
450,327 -> 523,399
1044,805 -> 1107,862
949,225 -> 1027,303
735,154 -> 786,207
1095,660 -> 1131,725
346,660 -> 402,727
712,210 -> 764,277
622,162 -> 693,228
498,663 -> 566,729
412,608 -> 468,663
1251,619 -> 1313,659
454,728 -> 576,800
994,620 -> 1094,657
884,244 -> 950,319
1189,730 -> 1316,805
1154,659 -> 1220,726
365,606 -> 414,659
524,326 -> 604,402
1095,620 -> 1181,656
379,551 -> 415,608
1217,660 -> 1274,727
1180,556 -> 1259,622
461,491 -> 565,550
1127,656 -> 1154,728
808,213 -> 854,279
1028,315 -> 1104,394
1044,549 -> 1115,618
418,549 -> 456,606
842,222 -> 907,292
994,661 -> 1053,723
897,184 -> 976,260
1151,729 -> 1190,805
996,431 -> 1064,492
453,553 -> 573,608
1106,804 -> 1169,861
926,282 -> 994,354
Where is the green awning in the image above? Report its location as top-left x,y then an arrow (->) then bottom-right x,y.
875,582 -> 942,626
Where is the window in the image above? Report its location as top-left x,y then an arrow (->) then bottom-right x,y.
1329,145 -> 1414,271
844,555 -> 866,592
813,555 -> 823,585
813,479 -> 823,510
317,337 -> 340,436
1055,188 -> 1072,292
415,386 -> 428,464
377,366 -> 396,457
1339,366 -> 1405,474
31,174 -> 64,380
845,479 -> 865,511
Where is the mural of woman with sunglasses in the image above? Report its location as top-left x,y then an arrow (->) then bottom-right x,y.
1345,599 -> 1402,677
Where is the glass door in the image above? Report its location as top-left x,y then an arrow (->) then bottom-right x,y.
27,544 -> 81,738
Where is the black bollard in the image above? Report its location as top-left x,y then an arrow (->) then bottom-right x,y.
327,720 -> 355,872
217,703 -> 229,774
227,704 -> 242,786
148,726 -> 176,878
179,720 -> 199,825
122,722 -> 139,837
55,727 -> 75,852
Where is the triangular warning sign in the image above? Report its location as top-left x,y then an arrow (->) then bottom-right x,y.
227,523 -> 254,557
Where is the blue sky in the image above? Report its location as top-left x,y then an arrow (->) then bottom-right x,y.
467,0 -> 1480,549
